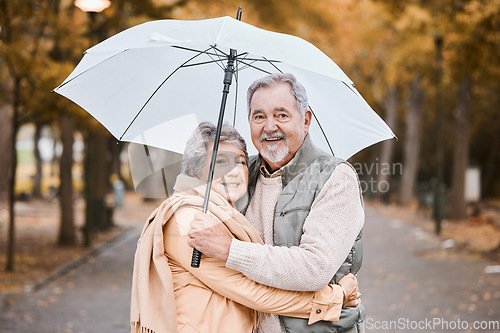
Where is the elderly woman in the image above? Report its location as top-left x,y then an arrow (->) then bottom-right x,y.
131,122 -> 359,333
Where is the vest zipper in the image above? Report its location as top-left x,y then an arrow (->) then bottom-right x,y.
279,206 -> 311,216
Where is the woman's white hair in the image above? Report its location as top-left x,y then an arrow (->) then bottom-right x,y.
182,122 -> 248,177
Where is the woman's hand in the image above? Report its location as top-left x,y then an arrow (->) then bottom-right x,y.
337,273 -> 361,307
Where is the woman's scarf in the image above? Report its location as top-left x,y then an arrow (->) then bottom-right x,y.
130,174 -> 263,333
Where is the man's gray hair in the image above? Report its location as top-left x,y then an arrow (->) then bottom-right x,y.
182,122 -> 248,177
247,73 -> 309,119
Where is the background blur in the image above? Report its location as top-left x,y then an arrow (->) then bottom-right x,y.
0,0 -> 499,328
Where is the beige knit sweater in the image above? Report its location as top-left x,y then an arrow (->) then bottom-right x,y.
227,163 -> 365,332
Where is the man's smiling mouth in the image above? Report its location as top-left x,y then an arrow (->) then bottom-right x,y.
263,137 -> 282,142
260,131 -> 287,143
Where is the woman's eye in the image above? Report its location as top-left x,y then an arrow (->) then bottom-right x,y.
216,158 -> 228,165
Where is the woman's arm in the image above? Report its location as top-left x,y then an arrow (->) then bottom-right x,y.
165,208 -> 349,324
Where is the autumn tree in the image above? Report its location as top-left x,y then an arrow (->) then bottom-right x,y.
0,0 -> 58,270
445,0 -> 499,219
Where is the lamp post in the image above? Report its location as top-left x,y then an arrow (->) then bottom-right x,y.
75,0 -> 110,41
75,0 -> 111,246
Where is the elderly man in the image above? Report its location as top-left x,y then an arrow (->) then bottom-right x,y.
188,73 -> 365,333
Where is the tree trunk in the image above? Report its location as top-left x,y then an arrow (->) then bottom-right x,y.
83,130 -> 110,246
0,103 -> 13,202
5,77 -> 20,272
376,85 -> 398,202
399,75 -> 424,206
449,76 -> 472,220
482,118 -> 499,198
57,115 -> 76,246
32,123 -> 43,198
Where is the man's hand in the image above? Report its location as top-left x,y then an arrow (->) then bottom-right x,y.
187,212 -> 232,262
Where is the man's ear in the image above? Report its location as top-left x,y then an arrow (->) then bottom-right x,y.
304,110 -> 312,132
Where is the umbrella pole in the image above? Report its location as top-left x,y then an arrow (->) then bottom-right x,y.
191,49 -> 237,267
191,9 -> 242,268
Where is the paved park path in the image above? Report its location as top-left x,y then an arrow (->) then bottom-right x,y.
359,208 -> 499,332
0,225 -> 141,333
1,206 -> 499,332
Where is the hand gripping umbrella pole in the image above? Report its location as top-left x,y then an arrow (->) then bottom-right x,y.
191,7 -> 242,268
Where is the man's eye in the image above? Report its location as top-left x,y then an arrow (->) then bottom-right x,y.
278,113 -> 288,119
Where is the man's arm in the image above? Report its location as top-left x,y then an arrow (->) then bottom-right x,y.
190,164 -> 364,291
228,164 -> 364,291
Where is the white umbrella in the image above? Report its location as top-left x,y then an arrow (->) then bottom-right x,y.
54,9 -> 396,266
54,13 -> 395,158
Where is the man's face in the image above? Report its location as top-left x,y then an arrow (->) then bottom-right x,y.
249,83 -> 311,171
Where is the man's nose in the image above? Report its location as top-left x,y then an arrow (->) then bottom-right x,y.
263,118 -> 278,132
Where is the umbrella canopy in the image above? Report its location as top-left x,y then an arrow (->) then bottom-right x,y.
54,15 -> 395,160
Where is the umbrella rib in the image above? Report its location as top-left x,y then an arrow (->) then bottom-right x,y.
119,46 -> 213,141
53,49 -> 130,91
239,57 -> 281,63
209,45 -> 234,71
342,81 -> 360,97
172,45 -> 227,70
198,46 -> 227,71
180,59 -> 226,68
172,45 -> 229,59
262,56 -> 285,73
207,54 -> 226,71
236,51 -> 281,63
210,45 -> 230,58
235,58 -> 273,75
309,106 -> 335,156
236,51 -> 249,58
233,52 -> 255,71
171,45 -> 218,55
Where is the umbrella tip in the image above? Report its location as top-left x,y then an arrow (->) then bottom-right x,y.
236,6 -> 242,21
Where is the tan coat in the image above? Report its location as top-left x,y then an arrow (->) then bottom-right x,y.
131,174 -> 343,333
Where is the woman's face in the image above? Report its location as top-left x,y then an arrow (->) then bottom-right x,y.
197,141 -> 248,205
